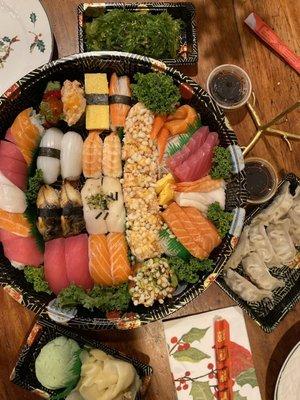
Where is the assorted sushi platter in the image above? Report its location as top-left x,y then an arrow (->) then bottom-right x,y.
0,52 -> 246,329
11,319 -> 152,399
78,3 -> 198,66
218,173 -> 300,332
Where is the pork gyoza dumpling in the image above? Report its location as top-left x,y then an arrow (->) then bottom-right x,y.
266,219 -> 297,265
224,225 -> 250,270
249,222 -> 278,267
242,252 -> 285,291
224,269 -> 273,303
252,182 -> 293,226
288,186 -> 300,246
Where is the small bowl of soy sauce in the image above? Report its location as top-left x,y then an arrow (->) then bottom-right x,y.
245,157 -> 278,204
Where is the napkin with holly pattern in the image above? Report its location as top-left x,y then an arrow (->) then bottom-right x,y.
163,306 -> 261,400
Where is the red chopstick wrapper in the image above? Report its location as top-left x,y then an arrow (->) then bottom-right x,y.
244,12 -> 300,74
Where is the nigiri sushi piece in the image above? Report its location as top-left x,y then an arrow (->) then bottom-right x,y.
37,185 -> 62,241
37,128 -> 64,184
107,232 -> 131,285
164,105 -> 198,135
0,209 -> 31,237
60,131 -> 83,180
85,73 -> 109,130
82,130 -> 103,178
162,202 -> 221,259
109,73 -> 131,128
173,132 -> 219,182
44,238 -> 69,295
88,234 -> 113,286
102,132 -> 122,178
61,80 -> 86,126
175,186 -> 226,214
102,176 -> 125,232
65,234 -> 93,290
0,229 -> 44,266
174,175 -> 224,193
0,172 -> 27,213
60,181 -> 85,237
39,81 -> 64,126
6,108 -> 44,165
0,140 -> 27,190
81,178 -> 108,234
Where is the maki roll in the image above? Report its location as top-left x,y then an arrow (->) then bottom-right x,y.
39,81 -> 64,127
85,73 -> 109,130
61,80 -> 86,127
37,185 -> 62,241
60,181 -> 85,237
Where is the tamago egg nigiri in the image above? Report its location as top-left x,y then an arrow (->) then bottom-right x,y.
37,128 -> 64,184
60,131 -> 83,180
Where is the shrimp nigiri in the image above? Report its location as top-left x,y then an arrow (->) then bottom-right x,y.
102,132 -> 122,178
109,73 -> 131,128
82,130 -> 103,179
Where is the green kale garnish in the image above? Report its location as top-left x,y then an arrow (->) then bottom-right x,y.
24,266 -> 51,294
211,146 -> 232,180
169,257 -> 214,284
57,283 -> 131,312
25,169 -> 43,205
131,72 -> 180,115
207,202 -> 233,238
85,10 -> 182,59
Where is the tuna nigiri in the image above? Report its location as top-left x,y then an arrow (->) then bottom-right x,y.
6,108 -> 44,165
0,140 -> 27,163
0,140 -> 27,190
0,230 -> 44,266
65,234 -> 93,290
0,209 -> 31,237
109,73 -> 131,128
61,80 -> 86,126
82,130 -> 103,179
37,128 -> 64,184
107,232 -> 131,285
102,132 -> 122,178
60,181 -> 85,237
0,172 -> 27,213
60,131 -> 83,180
88,234 -> 112,286
102,176 -> 125,232
44,238 -> 69,295
81,178 -> 108,234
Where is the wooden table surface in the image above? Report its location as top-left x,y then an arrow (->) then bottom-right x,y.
1,1 -> 299,399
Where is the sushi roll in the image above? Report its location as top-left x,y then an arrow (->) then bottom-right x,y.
6,108 -> 44,165
39,81 -> 64,127
61,80 -> 86,127
60,181 -> 85,237
85,73 -> 109,130
60,131 -> 83,181
109,73 -> 131,129
81,178 -> 108,234
0,172 -> 27,213
102,132 -> 122,178
37,185 -> 62,241
37,127 -> 64,184
82,130 -> 103,179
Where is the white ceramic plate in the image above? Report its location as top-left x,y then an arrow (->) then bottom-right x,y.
0,0 -> 53,96
274,341 -> 300,400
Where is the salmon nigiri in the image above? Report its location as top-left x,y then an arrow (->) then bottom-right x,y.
109,73 -> 131,128
0,209 -> 31,237
102,132 -> 122,178
89,234 -> 112,286
6,108 -> 44,165
82,130 -> 103,178
107,232 -> 131,285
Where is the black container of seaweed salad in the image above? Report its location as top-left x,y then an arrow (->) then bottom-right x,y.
77,2 -> 198,66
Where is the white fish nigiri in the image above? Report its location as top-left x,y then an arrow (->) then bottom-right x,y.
81,178 -> 107,234
60,131 -> 83,180
37,128 -> 64,184
102,176 -> 125,232
0,172 -> 26,212
175,187 -> 225,214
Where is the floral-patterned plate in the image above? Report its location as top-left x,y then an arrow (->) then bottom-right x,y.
0,0 -> 53,96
